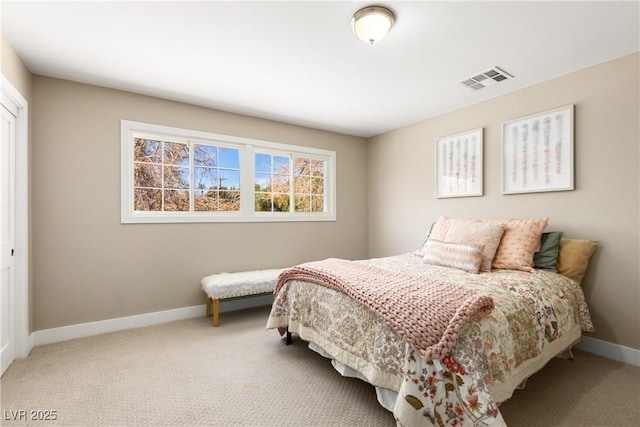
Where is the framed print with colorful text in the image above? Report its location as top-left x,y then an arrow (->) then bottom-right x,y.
502,105 -> 574,194
436,128 -> 483,198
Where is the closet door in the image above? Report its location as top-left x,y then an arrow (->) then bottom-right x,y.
1,96 -> 17,376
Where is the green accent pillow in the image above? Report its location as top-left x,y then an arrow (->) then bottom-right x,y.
533,231 -> 563,271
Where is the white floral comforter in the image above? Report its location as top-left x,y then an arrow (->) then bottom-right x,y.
266,253 -> 594,427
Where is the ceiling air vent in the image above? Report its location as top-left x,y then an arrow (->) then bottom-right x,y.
459,66 -> 514,91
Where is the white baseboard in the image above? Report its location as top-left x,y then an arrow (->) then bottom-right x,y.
25,333 -> 35,356
29,297 -> 640,369
576,336 -> 640,367
33,294 -> 273,346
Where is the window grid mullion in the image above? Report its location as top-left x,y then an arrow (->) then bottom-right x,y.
161,141 -> 166,211
189,141 -> 195,213
241,144 -> 254,216
289,154 -> 294,213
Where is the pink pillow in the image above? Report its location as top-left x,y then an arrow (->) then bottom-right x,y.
428,215 -> 451,241
489,218 -> 549,271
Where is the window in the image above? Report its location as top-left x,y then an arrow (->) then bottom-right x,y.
193,145 -> 241,212
254,152 -> 291,212
253,152 -> 328,214
293,157 -> 326,213
133,137 -> 191,212
121,120 -> 336,223
133,136 -> 241,213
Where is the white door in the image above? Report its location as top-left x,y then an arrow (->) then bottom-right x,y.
0,97 -> 17,376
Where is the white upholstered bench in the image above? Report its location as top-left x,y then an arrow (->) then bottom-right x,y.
201,268 -> 284,327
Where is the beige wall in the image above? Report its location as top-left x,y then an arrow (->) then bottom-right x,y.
31,76 -> 368,330
1,31 -> 33,332
1,32 -> 32,101
367,53 -> 640,350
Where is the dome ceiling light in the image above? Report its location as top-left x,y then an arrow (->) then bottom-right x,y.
351,6 -> 395,45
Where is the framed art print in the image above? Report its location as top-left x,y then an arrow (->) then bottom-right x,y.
435,128 -> 483,198
502,105 -> 574,194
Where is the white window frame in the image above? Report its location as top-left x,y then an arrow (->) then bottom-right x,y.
121,120 -> 336,223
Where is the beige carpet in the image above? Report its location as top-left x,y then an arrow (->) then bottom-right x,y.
1,306 -> 638,427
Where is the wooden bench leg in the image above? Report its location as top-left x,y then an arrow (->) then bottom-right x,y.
206,296 -> 213,317
213,299 -> 220,327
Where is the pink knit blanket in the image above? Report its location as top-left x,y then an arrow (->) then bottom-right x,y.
275,258 -> 494,360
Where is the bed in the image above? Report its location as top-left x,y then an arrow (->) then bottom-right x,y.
266,217 -> 597,427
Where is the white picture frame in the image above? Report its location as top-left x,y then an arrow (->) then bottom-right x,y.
435,128 -> 483,198
502,105 -> 574,194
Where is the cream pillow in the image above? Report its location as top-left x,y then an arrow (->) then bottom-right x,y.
490,217 -> 549,271
445,221 -> 505,272
422,239 -> 485,274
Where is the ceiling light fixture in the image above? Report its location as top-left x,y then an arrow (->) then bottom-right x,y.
351,6 -> 395,45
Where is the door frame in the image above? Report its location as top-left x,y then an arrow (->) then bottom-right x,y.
1,74 -> 31,360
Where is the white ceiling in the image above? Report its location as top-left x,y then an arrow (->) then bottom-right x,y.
2,1 -> 638,138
